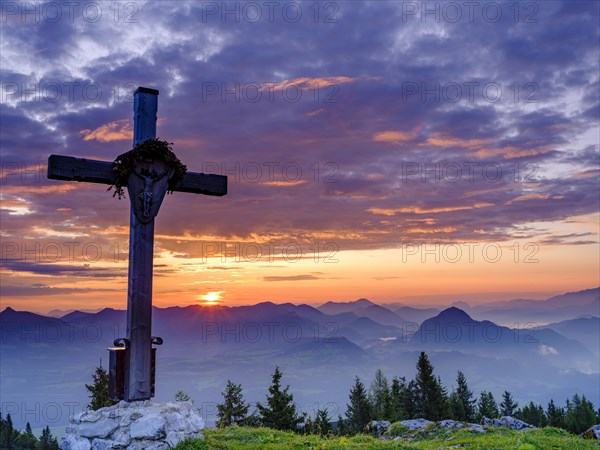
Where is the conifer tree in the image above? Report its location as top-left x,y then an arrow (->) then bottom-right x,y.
448,371 -> 475,421
16,422 -> 38,449
404,380 -> 419,419
85,362 -> 116,410
216,380 -> 250,427
0,413 -> 16,449
38,426 -> 59,450
499,390 -> 518,417
546,399 -> 565,428
476,391 -> 499,420
345,376 -> 372,433
256,367 -> 303,430
313,408 -> 332,436
335,415 -> 348,436
369,369 -> 390,420
565,394 -> 596,434
518,401 -> 547,427
174,390 -> 191,402
388,377 -> 405,422
414,352 -> 447,420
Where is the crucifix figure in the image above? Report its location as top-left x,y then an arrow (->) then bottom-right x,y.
47,86 -> 227,401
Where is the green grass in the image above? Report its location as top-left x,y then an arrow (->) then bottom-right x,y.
175,425 -> 600,449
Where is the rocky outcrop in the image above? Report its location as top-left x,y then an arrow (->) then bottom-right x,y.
60,401 -> 204,450
483,416 -> 536,430
366,420 -> 391,436
581,424 -> 600,440
386,416 -> 540,441
399,418 -> 433,430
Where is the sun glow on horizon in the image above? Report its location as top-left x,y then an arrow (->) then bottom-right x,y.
200,291 -> 224,306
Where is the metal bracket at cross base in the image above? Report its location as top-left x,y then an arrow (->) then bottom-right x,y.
108,336 -> 163,401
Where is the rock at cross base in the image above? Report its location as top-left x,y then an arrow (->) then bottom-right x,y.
60,401 -> 204,450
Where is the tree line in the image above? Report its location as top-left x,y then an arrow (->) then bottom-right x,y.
0,415 -> 58,450
78,352 -> 599,438
213,352 -> 599,436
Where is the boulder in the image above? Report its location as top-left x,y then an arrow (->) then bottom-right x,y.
483,416 -> 535,430
399,418 -> 433,430
581,424 -> 600,440
366,420 -> 391,436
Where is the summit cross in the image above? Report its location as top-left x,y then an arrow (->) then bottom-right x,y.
47,86 -> 227,401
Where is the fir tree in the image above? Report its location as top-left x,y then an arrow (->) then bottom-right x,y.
546,399 -> 565,428
476,391 -> 499,420
0,413 -> 16,449
369,369 -> 390,420
313,408 -> 332,436
85,362 -> 116,410
414,352 -> 447,420
388,377 -> 407,422
216,380 -> 250,427
174,390 -> 191,402
15,421 -> 38,449
518,401 -> 547,427
499,391 -> 518,417
256,367 -> 303,430
38,426 -> 59,450
345,376 -> 372,434
565,394 -> 596,434
335,415 -> 348,436
404,380 -> 419,419
448,371 -> 475,421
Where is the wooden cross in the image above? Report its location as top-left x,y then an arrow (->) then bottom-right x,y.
47,86 -> 227,401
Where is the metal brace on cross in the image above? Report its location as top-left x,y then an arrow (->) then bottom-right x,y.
47,87 -> 227,401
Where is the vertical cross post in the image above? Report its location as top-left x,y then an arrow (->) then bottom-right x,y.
125,87 -> 159,401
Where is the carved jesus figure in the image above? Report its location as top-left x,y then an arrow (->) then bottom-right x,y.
133,167 -> 168,218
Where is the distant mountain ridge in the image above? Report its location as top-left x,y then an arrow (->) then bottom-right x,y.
2,287 -> 599,434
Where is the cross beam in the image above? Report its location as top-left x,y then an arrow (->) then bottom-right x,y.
47,86 -> 227,401
47,156 -> 226,196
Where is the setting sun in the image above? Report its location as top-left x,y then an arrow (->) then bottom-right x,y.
200,291 -> 223,306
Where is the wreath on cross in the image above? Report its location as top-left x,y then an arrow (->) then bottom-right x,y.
108,139 -> 187,199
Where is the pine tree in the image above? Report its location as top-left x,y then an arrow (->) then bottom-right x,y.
15,421 -> 38,449
38,426 -> 59,450
313,408 -> 332,436
565,394 -> 596,434
303,416 -> 314,435
85,362 -> 116,410
388,377 -> 406,422
414,352 -> 447,420
448,371 -> 475,421
345,376 -> 372,434
174,390 -> 191,402
256,367 -> 303,430
404,380 -> 419,419
335,415 -> 348,436
0,413 -> 16,449
216,380 -> 250,427
518,401 -> 547,427
546,399 -> 565,428
369,369 -> 390,420
476,391 -> 499,420
499,391 -> 518,417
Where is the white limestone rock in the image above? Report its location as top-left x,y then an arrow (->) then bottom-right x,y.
399,418 -> 433,430
483,416 -> 535,430
60,401 -> 204,450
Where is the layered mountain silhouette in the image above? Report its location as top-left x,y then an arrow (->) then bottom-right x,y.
1,287 -> 598,431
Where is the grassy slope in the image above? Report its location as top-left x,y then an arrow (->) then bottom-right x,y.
175,425 -> 600,449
